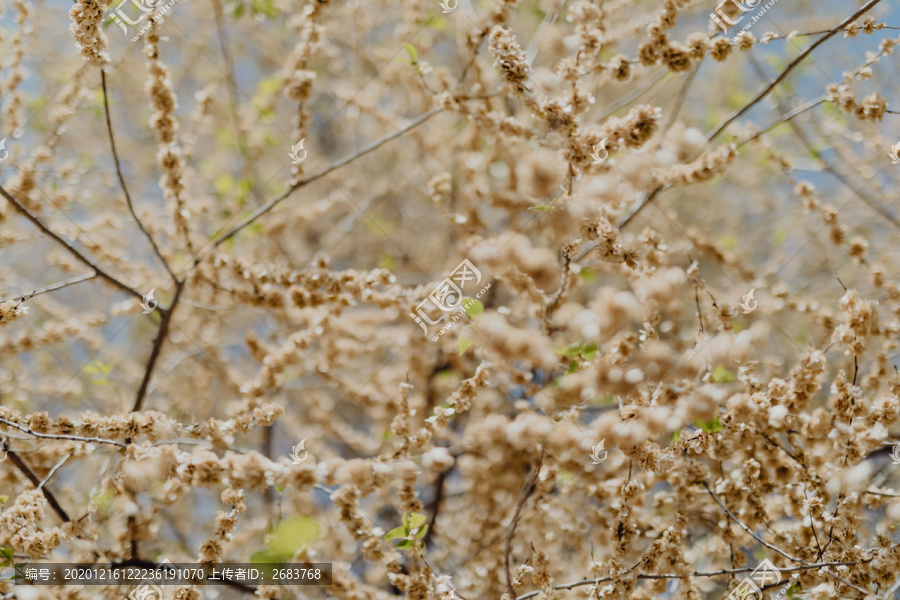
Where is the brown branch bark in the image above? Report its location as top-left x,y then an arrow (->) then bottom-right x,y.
5,449 -> 71,523
708,0 -> 884,141
101,70 -> 177,281
0,272 -> 97,304
619,0 -> 884,230
505,450 -> 544,599
132,279 -> 186,412
210,108 -> 444,248
0,183 -> 149,305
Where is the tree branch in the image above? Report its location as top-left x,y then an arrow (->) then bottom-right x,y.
708,0 -> 884,141
132,279 -> 186,412
505,450 -> 544,599
0,183 -> 149,306
0,272 -> 97,304
210,107 -> 445,247
702,481 -> 805,564
5,449 -> 71,522
0,417 -> 127,447
513,561 -> 868,600
101,70 -> 177,281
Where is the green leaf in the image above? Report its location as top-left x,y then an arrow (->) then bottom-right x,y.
458,332 -> 475,355
0,495 -> 8,505
427,16 -> 448,30
403,512 -> 427,530
250,549 -> 283,566
214,174 -> 235,196
268,516 -> 320,558
0,548 -> 14,563
404,43 -> 419,64
379,253 -> 395,272
711,364 -> 735,383
671,429 -> 680,443
555,343 -> 583,358
415,524 -> 428,540
396,540 -> 415,549
582,343 -> 598,361
464,299 -> 484,318
385,526 -> 407,541
786,582 -> 800,598
567,360 -> 579,374
694,417 -> 723,433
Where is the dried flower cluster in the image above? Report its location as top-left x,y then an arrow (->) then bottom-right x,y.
2,1 -> 900,599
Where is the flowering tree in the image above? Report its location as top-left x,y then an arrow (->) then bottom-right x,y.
2,0 -> 900,598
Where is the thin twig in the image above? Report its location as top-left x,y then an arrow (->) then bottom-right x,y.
211,108 -> 445,247
5,450 -> 72,522
422,468 -> 448,547
621,0 -> 884,231
702,481 -> 805,564
0,183 -> 149,305
505,450 -> 544,599
542,255 -> 571,333
210,0 -> 247,161
0,272 -> 97,304
735,95 -> 827,149
513,561 -> 868,600
100,70 -> 177,281
659,62 -> 700,142
37,453 -> 72,492
0,417 -> 126,447
708,0 -> 884,140
744,55 -> 900,230
132,279 -> 186,412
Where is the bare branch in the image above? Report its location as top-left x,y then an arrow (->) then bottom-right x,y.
5,449 -> 71,522
708,0 -> 885,140
0,417 -> 127,447
211,108 -> 445,247
513,561 -> 869,600
101,70 -> 178,282
505,450 -> 544,599
132,278 -> 187,412
0,183 -> 149,305
0,272 -> 97,304
702,481 -> 805,564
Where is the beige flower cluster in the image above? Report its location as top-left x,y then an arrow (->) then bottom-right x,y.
5,1 -> 900,600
